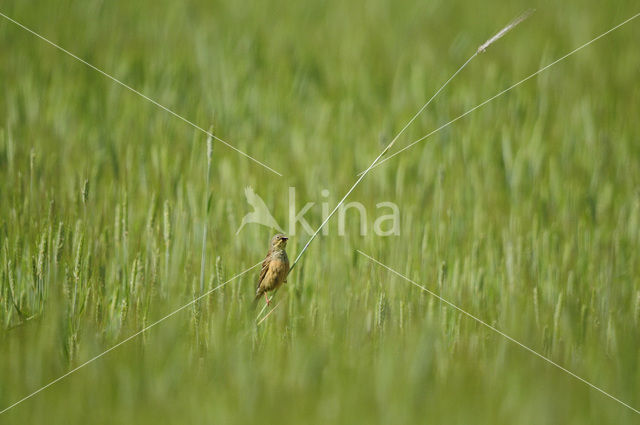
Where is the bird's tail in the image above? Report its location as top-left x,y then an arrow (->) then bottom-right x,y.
252,290 -> 263,308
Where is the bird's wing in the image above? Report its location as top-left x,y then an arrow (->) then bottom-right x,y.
256,251 -> 271,293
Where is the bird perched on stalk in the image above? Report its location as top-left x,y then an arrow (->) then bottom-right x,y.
255,234 -> 290,306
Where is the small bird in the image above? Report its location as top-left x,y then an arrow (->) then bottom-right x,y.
255,234 -> 290,306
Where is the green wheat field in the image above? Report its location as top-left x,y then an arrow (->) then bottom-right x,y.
1,0 -> 639,423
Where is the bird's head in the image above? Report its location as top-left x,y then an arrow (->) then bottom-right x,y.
270,233 -> 288,250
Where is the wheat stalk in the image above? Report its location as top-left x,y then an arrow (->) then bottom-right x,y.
199,127 -> 214,294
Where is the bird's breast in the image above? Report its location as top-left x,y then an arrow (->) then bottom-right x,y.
271,250 -> 289,264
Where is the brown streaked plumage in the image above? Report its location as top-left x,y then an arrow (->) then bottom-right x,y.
255,234 -> 290,305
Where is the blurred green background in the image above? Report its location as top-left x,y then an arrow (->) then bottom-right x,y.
1,0 -> 639,423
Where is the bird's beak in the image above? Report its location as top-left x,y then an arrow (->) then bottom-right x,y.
283,237 -> 289,241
